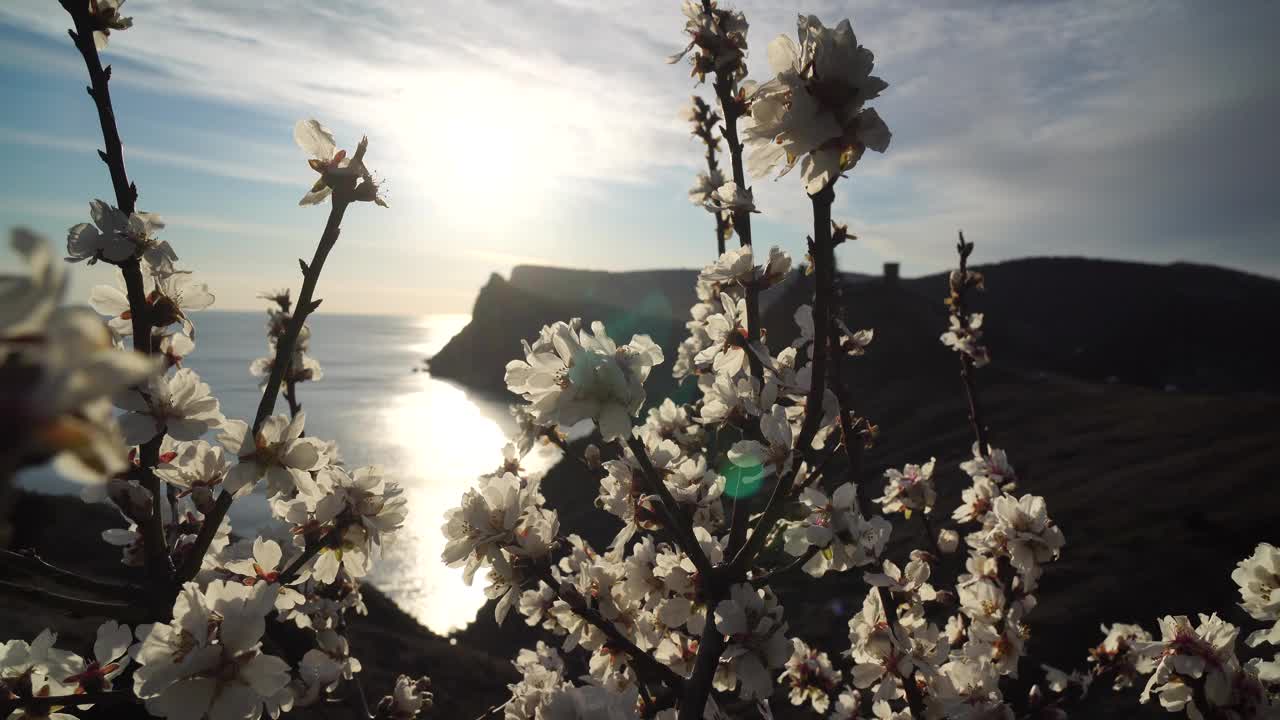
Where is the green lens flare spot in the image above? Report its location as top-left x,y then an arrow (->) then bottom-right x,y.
722,460 -> 765,499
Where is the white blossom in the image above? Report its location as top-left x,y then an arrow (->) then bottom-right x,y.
132,581 -> 291,720
2,230 -> 157,480
714,583 -> 790,700
294,119 -> 386,207
217,412 -> 328,498
744,15 -> 891,193
941,313 -> 990,367
779,638 -> 841,713
704,181 -> 758,214
88,0 -> 133,49
114,367 -> 224,445
505,320 -> 663,442
156,439 -> 234,509
877,458 -> 937,516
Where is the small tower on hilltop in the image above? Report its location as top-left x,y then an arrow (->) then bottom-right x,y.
883,262 -> 900,285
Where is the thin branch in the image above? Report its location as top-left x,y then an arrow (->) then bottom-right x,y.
878,588 -> 928,716
729,183 -> 837,577
0,689 -> 137,716
537,568 -> 685,690
0,580 -> 148,622
471,698 -> 511,720
0,549 -> 142,597
277,526 -> 341,585
58,0 -> 171,587
177,198 -> 350,584
750,546 -> 819,587
826,339 -> 870,513
950,231 -> 992,458
284,379 -> 302,419
625,436 -> 714,582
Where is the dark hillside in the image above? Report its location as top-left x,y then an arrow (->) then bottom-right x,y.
439,258 -> 1280,718
903,257 -> 1280,393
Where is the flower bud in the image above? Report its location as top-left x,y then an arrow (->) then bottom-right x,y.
938,528 -> 960,554
583,444 -> 602,470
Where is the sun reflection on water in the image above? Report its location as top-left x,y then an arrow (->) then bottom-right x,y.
362,315 -> 550,634
368,378 -> 498,632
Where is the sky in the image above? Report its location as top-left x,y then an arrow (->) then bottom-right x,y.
1,0 -> 1277,315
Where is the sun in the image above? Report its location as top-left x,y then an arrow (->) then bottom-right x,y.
384,72 -> 557,228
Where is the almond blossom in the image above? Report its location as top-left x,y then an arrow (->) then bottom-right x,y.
700,245 -> 792,289
979,493 -> 1065,580
87,0 -> 133,50
114,367 -> 224,445
704,181 -> 758,214
668,0 -> 749,83
1134,614 -> 1244,716
2,230 -> 157,479
504,319 -> 664,442
783,483 -> 889,577
0,630 -> 82,711
727,404 -> 793,478
689,168 -> 727,208
1232,542 -> 1280,632
132,581 -> 292,720
876,458 -> 937,516
224,538 -> 308,614
745,15 -> 891,193
90,267 -> 214,340
66,200 -> 173,267
217,412 -> 328,498
441,471 -> 545,584
155,439 -> 233,509
694,293 -> 750,377
779,638 -> 842,713
714,582 -> 791,700
59,620 -> 133,700
941,313 -> 991,367
294,119 -> 387,207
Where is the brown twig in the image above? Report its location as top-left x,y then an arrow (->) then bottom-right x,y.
0,580 -> 149,623
0,549 -> 141,597
58,0 -> 170,587
729,183 -> 837,577
750,546 -> 819,586
177,198 -> 351,584
625,437 -> 714,583
950,231 -> 992,458
277,525 -> 341,585
537,568 -> 685,690
0,689 -> 137,716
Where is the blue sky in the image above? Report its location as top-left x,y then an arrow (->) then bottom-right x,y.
2,1 -> 1277,314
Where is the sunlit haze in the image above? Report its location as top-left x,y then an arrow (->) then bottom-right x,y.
2,1 -> 1278,314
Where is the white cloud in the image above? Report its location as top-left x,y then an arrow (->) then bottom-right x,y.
2,0 -> 1277,280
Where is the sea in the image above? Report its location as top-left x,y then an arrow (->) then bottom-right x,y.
15,311 -> 557,634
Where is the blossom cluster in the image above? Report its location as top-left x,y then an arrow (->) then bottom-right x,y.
0,6 -> 414,714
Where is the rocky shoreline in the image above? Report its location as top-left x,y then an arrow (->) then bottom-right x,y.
0,489 -> 516,719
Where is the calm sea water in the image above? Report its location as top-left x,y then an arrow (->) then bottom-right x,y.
16,311 -> 552,633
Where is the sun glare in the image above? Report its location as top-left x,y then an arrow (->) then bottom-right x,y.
371,367 -> 509,633
386,73 -> 557,226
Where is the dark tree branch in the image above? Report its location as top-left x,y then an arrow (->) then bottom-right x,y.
0,580 -> 149,623
0,689 -> 137,716
950,231 -> 992,458
625,437 -> 714,583
0,549 -> 142,598
277,525 -> 341,585
728,183 -> 837,577
750,545 -> 819,587
537,568 -> 685,691
177,198 -> 351,584
58,0 -> 172,588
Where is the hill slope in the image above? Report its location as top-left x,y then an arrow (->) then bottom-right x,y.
436,256 -> 1280,717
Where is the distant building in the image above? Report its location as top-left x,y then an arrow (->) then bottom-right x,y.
883,262 -> 900,284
